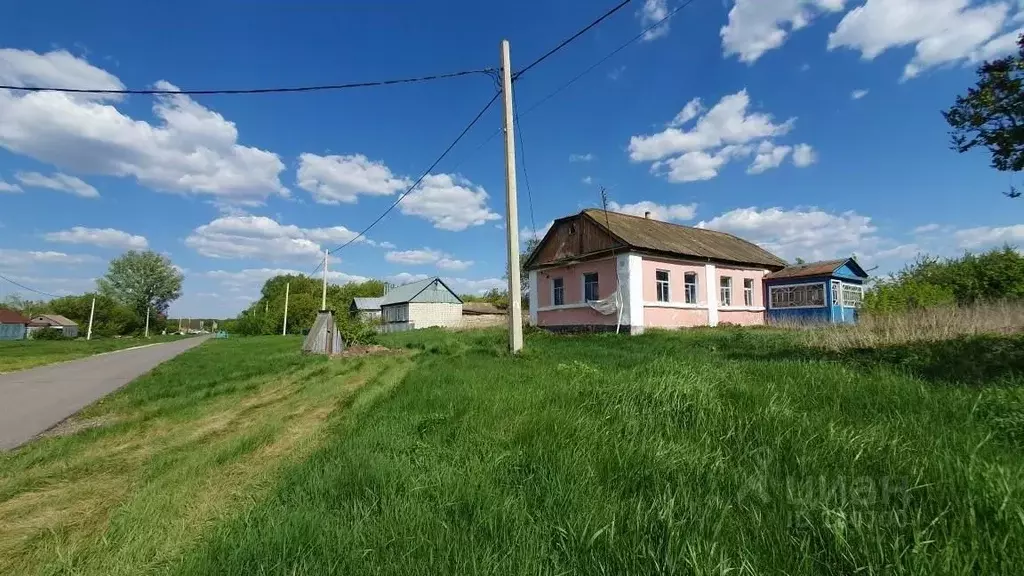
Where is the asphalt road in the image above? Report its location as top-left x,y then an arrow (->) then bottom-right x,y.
0,336 -> 210,450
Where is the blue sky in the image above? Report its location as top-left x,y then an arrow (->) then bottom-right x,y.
2,0 -> 1023,318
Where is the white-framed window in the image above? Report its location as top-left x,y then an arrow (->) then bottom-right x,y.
720,276 -> 733,306
684,272 -> 698,304
552,277 -> 565,306
383,305 -> 409,323
583,273 -> 600,302
842,284 -> 863,308
656,270 -> 670,302
744,278 -> 755,307
831,280 -> 841,306
769,283 -> 826,309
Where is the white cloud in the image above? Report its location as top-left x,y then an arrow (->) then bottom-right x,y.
747,141 -> 793,174
385,248 -> 444,265
569,153 -> 594,162
44,226 -> 148,250
521,220 -> 554,241
185,215 -> 369,262
629,90 -> 806,183
437,258 -> 473,271
851,89 -> 870,100
607,200 -> 698,222
16,171 -> 98,198
378,241 -> 397,249
0,49 -> 286,203
296,153 -> 411,204
205,267 -> 369,288
954,224 -> 1024,249
913,223 -> 943,234
399,173 -> 500,231
0,178 -> 20,193
792,143 -> 818,167
698,206 -> 878,261
828,0 -> 1020,80
722,0 -> 848,63
386,272 -> 430,286
582,176 -> 594,185
0,248 -> 97,268
640,0 -> 671,41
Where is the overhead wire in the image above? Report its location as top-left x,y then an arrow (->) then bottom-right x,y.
512,97 -> 539,241
0,273 -> 58,299
0,68 -> 496,96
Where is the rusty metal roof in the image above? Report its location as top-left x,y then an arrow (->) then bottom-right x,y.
579,209 -> 787,269
0,309 -> 30,324
764,259 -> 850,280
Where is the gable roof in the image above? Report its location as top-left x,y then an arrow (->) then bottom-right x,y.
526,209 -> 787,270
32,314 -> 78,327
765,258 -> 868,280
351,297 -> 384,311
0,309 -> 30,324
382,277 -> 462,306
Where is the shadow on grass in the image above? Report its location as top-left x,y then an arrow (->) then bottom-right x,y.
717,330 -> 1024,386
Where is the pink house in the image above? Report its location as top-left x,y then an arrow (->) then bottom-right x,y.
524,209 -> 788,333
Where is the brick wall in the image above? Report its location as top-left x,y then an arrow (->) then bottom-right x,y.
408,302 -> 463,328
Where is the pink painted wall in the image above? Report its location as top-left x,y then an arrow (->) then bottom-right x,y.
538,308 -> 620,326
715,266 -> 767,308
641,257 -> 707,304
536,257 -> 621,327
643,307 -> 708,328
718,310 -> 765,326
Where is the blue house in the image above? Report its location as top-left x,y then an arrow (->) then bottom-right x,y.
764,258 -> 868,324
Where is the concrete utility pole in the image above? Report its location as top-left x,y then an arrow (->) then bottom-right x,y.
321,249 -> 329,311
144,306 -> 150,338
86,296 -> 96,340
501,39 -> 524,354
282,282 -> 290,335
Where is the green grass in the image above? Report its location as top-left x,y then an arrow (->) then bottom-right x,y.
0,334 -> 190,372
3,328 -> 1023,574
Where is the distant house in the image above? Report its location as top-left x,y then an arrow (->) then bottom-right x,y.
380,277 -> 462,332
461,302 -> 507,329
0,309 -> 30,341
350,297 -> 384,321
764,258 -> 868,325
28,314 -> 79,338
524,209 -> 788,333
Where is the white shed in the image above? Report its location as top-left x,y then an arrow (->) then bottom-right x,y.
380,277 -> 462,332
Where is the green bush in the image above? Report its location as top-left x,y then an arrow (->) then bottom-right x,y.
31,328 -> 68,340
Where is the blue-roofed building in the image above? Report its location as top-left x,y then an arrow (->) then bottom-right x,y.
764,258 -> 868,325
380,277 -> 462,332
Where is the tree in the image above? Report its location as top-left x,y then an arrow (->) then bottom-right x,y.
504,236 -> 541,298
48,293 -> 141,337
97,250 -> 184,318
944,34 -> 1024,197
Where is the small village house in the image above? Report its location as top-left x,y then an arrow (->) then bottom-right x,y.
380,277 -> 462,332
0,309 -> 30,341
764,258 -> 867,324
525,209 -> 865,333
28,314 -> 79,338
349,297 -> 383,322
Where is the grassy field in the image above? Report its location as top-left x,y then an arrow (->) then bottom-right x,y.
2,328 -> 1023,574
0,334 -> 191,373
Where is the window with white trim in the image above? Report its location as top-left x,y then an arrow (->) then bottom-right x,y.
684,272 -> 698,304
656,270 -> 670,302
383,305 -> 408,323
744,278 -> 754,307
770,284 -> 826,308
842,284 -> 863,308
583,273 -> 599,302
720,276 -> 733,306
552,277 -> 564,306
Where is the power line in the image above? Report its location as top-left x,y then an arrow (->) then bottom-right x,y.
513,0 -> 633,80
324,89 -> 502,256
520,0 -> 701,118
513,97 -> 538,240
0,68 -> 496,96
0,273 -> 57,299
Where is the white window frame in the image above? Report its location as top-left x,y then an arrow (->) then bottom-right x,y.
743,278 -> 754,307
841,283 -> 864,308
552,277 -> 565,306
684,272 -> 698,304
768,282 -> 827,310
655,269 -> 670,302
720,276 -> 733,307
582,272 -> 600,302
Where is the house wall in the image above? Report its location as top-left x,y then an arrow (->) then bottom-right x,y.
408,302 -> 463,329
765,277 -> 832,325
643,307 -> 708,328
0,323 -> 26,341
534,257 -> 623,328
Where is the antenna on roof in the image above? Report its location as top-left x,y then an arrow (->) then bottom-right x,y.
599,186 -> 612,232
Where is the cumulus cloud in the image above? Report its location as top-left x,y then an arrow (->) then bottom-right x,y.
0,48 -> 287,203
44,226 -> 148,250
828,0 -> 1023,80
385,247 -> 474,271
185,215 -> 370,263
954,224 -> 1024,249
399,173 -> 500,231
640,0 -> 671,41
792,144 -> 817,167
0,248 -> 97,268
521,220 -> 554,241
722,0 -> 848,63
16,171 -> 98,198
0,176 -> 21,193
851,89 -> 869,100
296,153 -> 411,204
607,200 -> 698,222
747,141 -> 793,174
